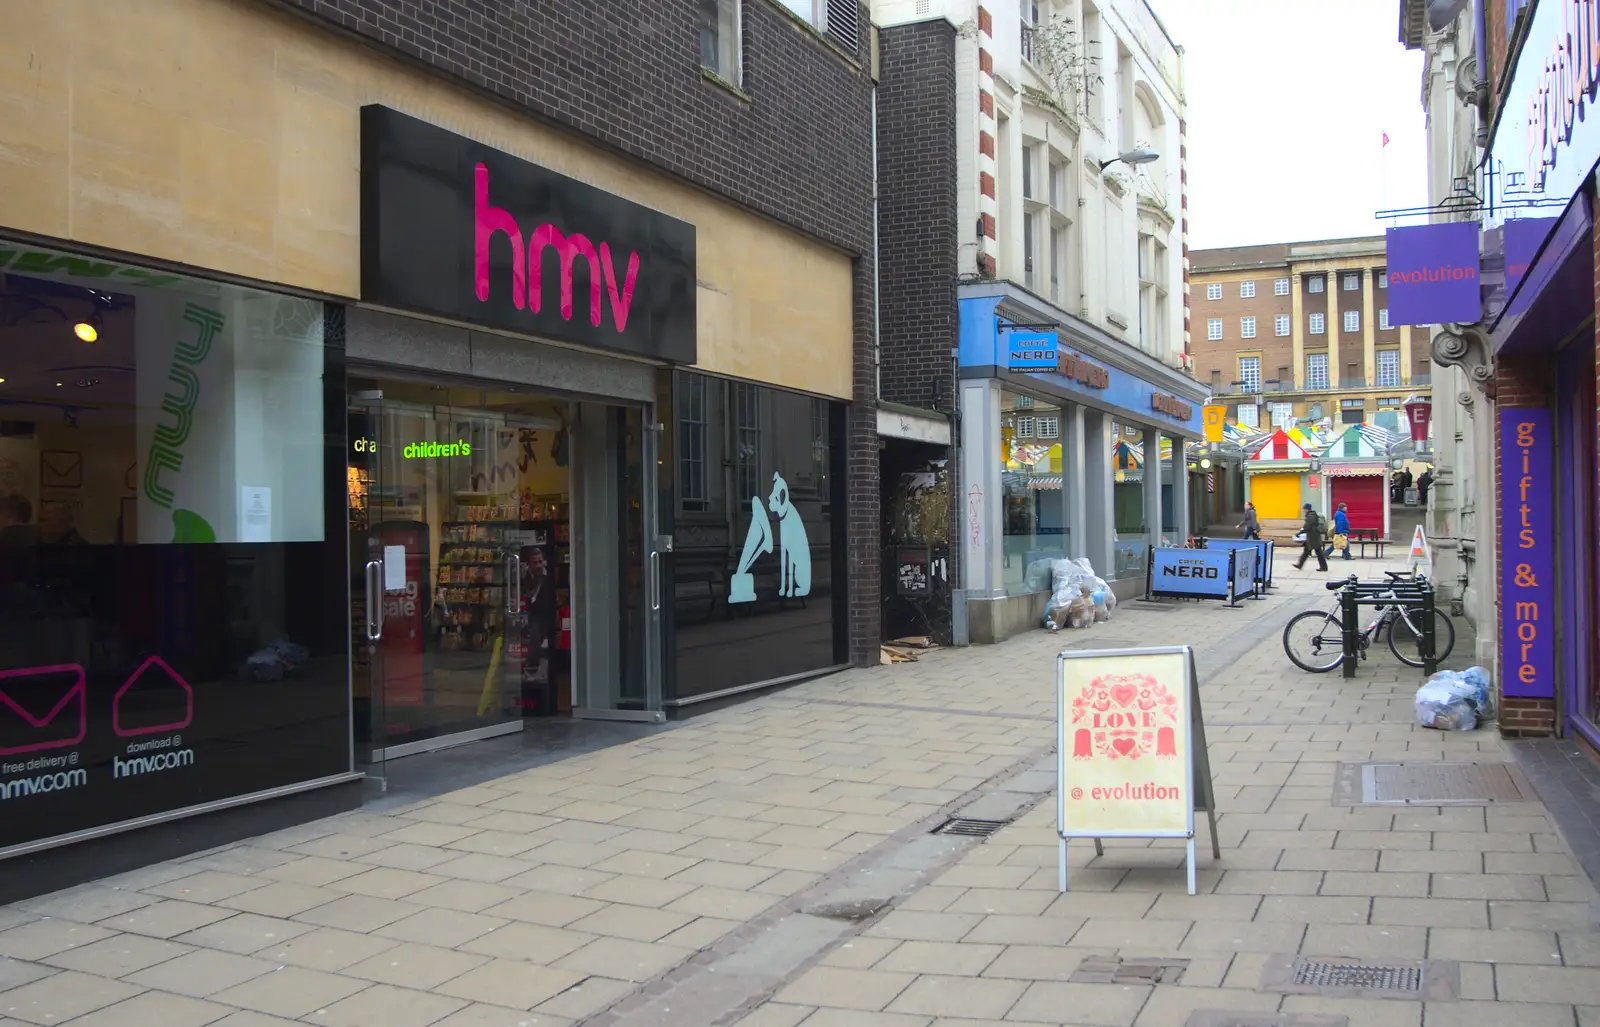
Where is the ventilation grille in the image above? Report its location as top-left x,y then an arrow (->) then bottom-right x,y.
1292,960 -> 1421,993
933,817 -> 1008,838
826,0 -> 861,53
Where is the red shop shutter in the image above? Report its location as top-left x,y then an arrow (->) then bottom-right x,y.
1330,476 -> 1384,534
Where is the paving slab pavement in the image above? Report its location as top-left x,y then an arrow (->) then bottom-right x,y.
2,553 -> 1598,1026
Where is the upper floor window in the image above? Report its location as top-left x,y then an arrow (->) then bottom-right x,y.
1379,307 -> 1391,330
1207,319 -> 1223,341
1309,312 -> 1326,334
1376,268 -> 1387,288
1275,314 -> 1290,336
1016,416 -> 1036,437
700,0 -> 743,85
1037,415 -> 1059,439
1014,395 -> 1033,408
1308,275 -> 1325,294
1274,278 -> 1290,296
1376,349 -> 1401,387
1343,310 -> 1360,333
1238,356 -> 1262,392
1342,273 -> 1360,291
1239,281 -> 1256,298
1206,283 -> 1222,301
1306,352 -> 1329,390
1240,317 -> 1256,338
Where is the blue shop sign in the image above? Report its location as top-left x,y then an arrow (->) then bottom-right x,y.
961,296 -> 1203,434
1147,548 -> 1232,598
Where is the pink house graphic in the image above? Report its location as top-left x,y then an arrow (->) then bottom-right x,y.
113,655 -> 194,738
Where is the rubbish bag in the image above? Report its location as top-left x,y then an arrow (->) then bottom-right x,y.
1415,678 -> 1477,731
1091,589 -> 1109,622
1414,667 -> 1496,731
1066,595 -> 1095,629
1025,559 -> 1055,594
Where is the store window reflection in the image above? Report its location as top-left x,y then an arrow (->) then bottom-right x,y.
1111,426 -> 1148,579
662,371 -> 846,700
0,242 -> 345,853
1001,388 -> 1068,595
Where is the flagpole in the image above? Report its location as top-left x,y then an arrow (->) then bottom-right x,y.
1381,131 -> 1390,224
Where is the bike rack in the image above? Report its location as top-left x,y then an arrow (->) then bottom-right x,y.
1331,574 -> 1438,679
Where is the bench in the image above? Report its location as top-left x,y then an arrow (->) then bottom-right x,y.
1346,528 -> 1390,559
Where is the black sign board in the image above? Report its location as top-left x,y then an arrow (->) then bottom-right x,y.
360,106 -> 697,363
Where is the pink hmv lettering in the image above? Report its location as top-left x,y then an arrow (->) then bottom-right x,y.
474,164 -> 640,330
113,655 -> 194,738
0,665 -> 87,756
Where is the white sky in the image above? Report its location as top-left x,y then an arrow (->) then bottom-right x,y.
1145,0 -> 1430,250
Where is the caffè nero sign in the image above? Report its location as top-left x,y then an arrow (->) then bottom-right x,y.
360,106 -> 697,364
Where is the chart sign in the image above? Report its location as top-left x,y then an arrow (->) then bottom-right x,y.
1057,646 -> 1218,895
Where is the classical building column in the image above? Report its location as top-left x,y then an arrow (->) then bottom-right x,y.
1361,266 -> 1377,385
1290,269 -> 1306,387
1399,324 -> 1414,384
1063,404 -> 1088,561
1081,408 -> 1115,578
960,378 -> 1005,598
1142,425 -> 1164,547
1324,270 -> 1342,389
1171,436 -> 1191,542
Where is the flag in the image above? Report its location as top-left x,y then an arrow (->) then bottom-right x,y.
1382,132 -> 1390,147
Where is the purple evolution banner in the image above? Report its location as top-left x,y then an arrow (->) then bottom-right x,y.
1503,217 -> 1560,298
1499,407 -> 1555,699
1385,223 -> 1481,326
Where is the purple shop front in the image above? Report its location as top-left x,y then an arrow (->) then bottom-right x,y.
1499,407 -> 1555,700
1384,223 -> 1481,326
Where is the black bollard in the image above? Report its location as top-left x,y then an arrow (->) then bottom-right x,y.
1340,579 -> 1360,679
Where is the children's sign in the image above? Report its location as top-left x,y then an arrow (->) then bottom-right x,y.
1057,646 -> 1219,895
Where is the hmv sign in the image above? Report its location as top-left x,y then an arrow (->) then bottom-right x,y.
360,106 -> 697,363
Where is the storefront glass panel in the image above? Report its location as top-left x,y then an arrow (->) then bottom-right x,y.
662,371 -> 846,701
0,241 -> 348,854
999,388 -> 1068,595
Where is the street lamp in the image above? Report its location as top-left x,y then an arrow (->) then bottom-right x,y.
1098,148 -> 1160,172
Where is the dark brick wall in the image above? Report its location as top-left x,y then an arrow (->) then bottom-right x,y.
875,21 -> 960,417
271,0 -> 874,256
874,21 -> 961,633
268,0 -> 884,665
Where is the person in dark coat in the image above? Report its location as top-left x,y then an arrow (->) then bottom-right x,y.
1237,502 -> 1261,540
1416,469 -> 1434,508
1292,503 -> 1327,571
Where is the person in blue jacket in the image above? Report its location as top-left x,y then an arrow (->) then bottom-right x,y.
1324,502 -> 1352,561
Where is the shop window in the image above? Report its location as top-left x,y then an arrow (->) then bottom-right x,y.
677,374 -> 708,512
999,390 -> 1067,595
667,371 -> 845,702
0,241 -> 343,853
699,0 -> 743,85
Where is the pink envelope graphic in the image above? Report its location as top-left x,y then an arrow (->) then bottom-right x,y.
113,655 -> 194,738
0,664 -> 87,756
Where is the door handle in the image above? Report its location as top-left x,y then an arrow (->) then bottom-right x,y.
506,553 -> 522,614
650,550 -> 661,612
364,560 -> 383,641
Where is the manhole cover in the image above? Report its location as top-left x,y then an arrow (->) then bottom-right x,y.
933,818 -> 1008,838
1332,762 -> 1534,806
1072,955 -> 1188,985
1185,1014 -> 1348,1027
1261,954 -> 1458,1001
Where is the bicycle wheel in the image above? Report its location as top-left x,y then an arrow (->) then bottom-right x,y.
1283,611 -> 1347,673
1387,607 -> 1457,668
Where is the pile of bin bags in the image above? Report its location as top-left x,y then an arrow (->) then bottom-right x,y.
241,639 -> 311,682
1415,667 -> 1495,731
1030,557 -> 1116,631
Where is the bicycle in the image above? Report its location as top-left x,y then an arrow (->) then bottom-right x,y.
1281,570 -> 1457,673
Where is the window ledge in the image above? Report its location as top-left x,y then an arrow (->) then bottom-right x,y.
700,67 -> 752,103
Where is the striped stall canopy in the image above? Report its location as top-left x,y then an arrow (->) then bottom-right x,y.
1112,440 -> 1143,470
1246,428 -> 1313,463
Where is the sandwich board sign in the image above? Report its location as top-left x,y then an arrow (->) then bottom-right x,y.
1145,546 -> 1258,606
1057,645 -> 1220,895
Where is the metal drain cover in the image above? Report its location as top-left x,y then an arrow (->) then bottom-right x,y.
933,818 -> 1008,838
1332,762 -> 1534,806
1261,954 -> 1458,1001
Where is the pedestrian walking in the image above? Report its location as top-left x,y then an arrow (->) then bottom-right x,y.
1292,503 -> 1327,571
1417,468 -> 1433,508
1237,502 -> 1261,540
1323,502 -> 1352,562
